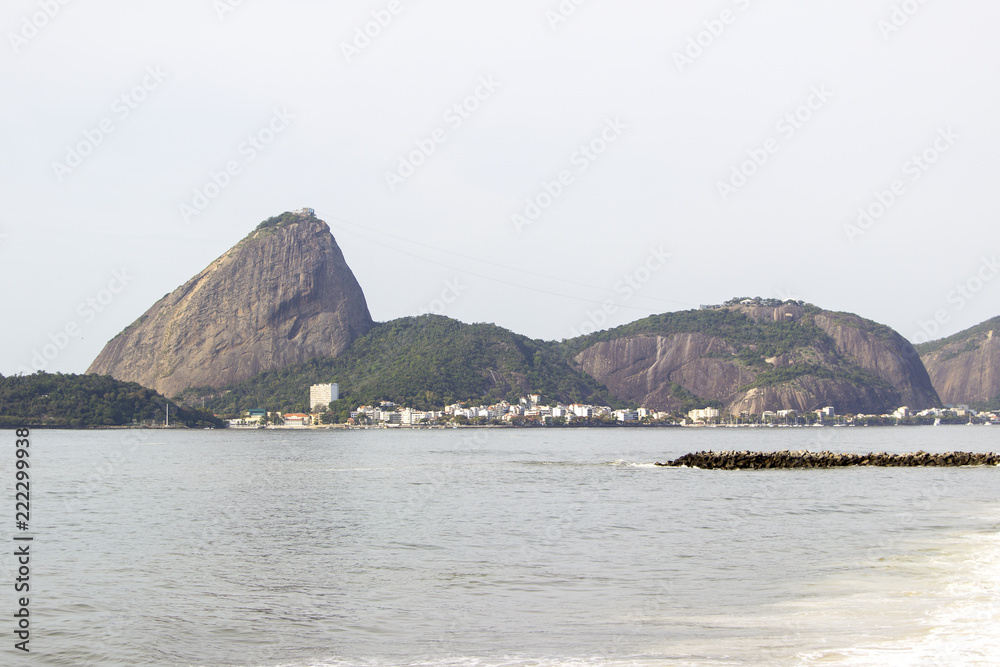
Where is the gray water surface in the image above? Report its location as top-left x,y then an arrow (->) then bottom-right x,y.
18,426 -> 1000,665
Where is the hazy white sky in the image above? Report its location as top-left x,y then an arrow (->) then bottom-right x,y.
3,0 -> 999,376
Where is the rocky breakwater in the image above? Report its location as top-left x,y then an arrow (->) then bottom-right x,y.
656,450 -> 1000,469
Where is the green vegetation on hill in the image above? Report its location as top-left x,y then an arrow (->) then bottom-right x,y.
666,382 -> 722,413
969,396 -> 1000,412
562,309 -> 832,366
236,210 -> 316,247
914,316 -> 1000,356
820,310 -> 900,344
563,305 -> 895,393
253,210 -> 308,233
738,362 -> 891,392
973,394 -> 1000,412
0,373 -> 223,428
563,308 -> 842,383
181,315 -> 623,415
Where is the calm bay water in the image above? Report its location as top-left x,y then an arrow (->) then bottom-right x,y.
13,426 -> 1000,666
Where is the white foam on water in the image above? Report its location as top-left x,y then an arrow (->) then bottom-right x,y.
267,657 -> 672,667
796,529 -> 1000,665
607,459 -> 657,468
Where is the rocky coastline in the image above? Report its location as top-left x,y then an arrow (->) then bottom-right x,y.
656,450 -> 1000,469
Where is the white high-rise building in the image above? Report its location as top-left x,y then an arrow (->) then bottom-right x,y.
310,383 -> 339,411
687,407 -> 720,422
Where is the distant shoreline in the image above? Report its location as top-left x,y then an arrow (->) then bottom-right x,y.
11,422 -> 993,431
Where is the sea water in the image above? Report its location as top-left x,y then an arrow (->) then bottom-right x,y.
13,426 -> 1000,666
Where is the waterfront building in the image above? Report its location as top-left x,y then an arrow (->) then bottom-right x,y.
688,407 -> 720,422
310,383 -> 339,411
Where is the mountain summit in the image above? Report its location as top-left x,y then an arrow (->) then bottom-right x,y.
87,210 -> 373,397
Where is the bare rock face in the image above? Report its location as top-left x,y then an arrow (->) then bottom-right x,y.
573,303 -> 940,415
810,312 -> 939,409
725,378 -> 906,416
574,334 -> 739,412
575,333 -> 913,414
87,211 -> 373,397
918,318 -> 1000,405
731,303 -> 804,324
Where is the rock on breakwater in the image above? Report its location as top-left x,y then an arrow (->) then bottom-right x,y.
656,450 -> 1000,469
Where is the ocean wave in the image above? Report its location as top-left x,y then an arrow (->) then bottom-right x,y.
516,460 -> 657,468
270,657 -> 672,667
796,529 -> 1000,666
607,459 -> 657,468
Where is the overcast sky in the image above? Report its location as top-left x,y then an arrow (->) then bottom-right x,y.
2,0 -> 998,376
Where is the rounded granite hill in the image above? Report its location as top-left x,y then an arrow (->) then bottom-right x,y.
87,210 -> 373,397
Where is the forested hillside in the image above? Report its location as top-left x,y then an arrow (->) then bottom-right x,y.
180,315 -> 621,415
0,373 -> 223,428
